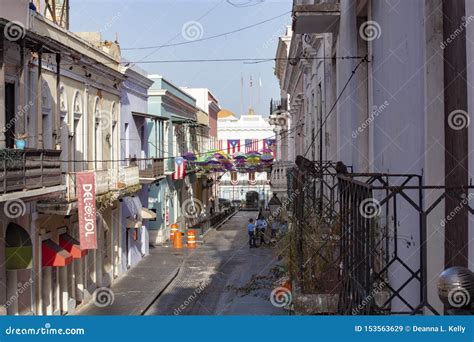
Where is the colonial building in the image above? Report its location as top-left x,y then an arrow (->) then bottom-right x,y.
0,2 -> 141,316
147,76 -> 208,244
217,109 -> 273,208
275,0 -> 474,315
120,62 -> 157,271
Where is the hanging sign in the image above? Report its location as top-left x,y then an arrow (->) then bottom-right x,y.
76,172 -> 97,249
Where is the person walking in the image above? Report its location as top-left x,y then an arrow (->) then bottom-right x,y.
271,220 -> 279,239
247,218 -> 256,248
255,214 -> 267,246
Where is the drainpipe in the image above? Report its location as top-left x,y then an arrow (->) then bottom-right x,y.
442,0 -> 468,267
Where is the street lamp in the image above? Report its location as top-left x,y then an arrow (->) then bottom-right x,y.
268,192 -> 282,219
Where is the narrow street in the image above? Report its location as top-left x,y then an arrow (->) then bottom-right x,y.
144,211 -> 286,315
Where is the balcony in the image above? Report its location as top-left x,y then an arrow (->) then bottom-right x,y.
131,158 -> 165,183
270,161 -> 294,193
0,149 -> 65,201
292,1 -> 340,34
65,167 -> 140,202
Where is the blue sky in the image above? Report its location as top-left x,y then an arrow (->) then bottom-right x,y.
70,0 -> 292,117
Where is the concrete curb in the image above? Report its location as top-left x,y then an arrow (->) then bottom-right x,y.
199,209 -> 239,242
139,260 -> 184,315
214,209 -> 239,231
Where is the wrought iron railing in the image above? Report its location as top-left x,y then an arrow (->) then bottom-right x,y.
287,157 -> 474,315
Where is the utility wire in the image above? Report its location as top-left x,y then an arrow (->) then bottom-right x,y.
18,120 -> 304,164
121,11 -> 291,51
303,56 -> 368,158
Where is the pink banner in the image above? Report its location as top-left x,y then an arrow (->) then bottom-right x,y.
76,172 -> 97,249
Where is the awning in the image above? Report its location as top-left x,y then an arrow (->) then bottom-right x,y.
42,239 -> 73,267
141,208 -> 157,220
59,233 -> 88,258
126,217 -> 142,229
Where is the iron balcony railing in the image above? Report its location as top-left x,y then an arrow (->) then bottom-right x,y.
0,149 -> 62,194
288,161 -> 474,315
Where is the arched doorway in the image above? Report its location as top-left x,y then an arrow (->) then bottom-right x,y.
5,223 -> 33,315
245,191 -> 259,210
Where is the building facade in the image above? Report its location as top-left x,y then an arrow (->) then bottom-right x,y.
0,2 -> 143,316
120,63 -> 156,271
275,0 -> 474,315
217,109 -> 273,207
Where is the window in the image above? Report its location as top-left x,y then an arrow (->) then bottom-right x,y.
73,91 -> 84,171
249,172 -> 256,182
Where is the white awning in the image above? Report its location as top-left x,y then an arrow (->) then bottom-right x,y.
126,217 -> 142,229
141,208 -> 157,220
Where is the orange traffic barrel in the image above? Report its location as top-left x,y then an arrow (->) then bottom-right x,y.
187,230 -> 197,249
170,223 -> 179,242
173,231 -> 183,249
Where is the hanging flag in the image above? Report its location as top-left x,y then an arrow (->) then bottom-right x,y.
172,156 -> 186,180
245,139 -> 259,152
264,138 -> 277,158
230,172 -> 239,186
217,139 -> 224,151
227,139 -> 240,154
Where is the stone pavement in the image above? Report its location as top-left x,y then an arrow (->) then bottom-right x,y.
144,211 -> 287,315
76,246 -> 184,315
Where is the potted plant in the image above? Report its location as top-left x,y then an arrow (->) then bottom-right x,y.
14,133 -> 28,149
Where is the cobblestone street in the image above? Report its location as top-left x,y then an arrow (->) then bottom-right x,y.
144,211 -> 286,315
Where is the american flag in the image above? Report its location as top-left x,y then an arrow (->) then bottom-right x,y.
227,139 -> 240,154
217,139 -> 224,151
264,139 -> 277,158
245,139 -> 259,152
172,157 -> 186,180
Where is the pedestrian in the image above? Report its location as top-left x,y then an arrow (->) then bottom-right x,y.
255,214 -> 267,246
247,218 -> 256,248
271,220 -> 279,239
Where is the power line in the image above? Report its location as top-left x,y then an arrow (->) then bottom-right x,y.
59,56 -> 366,67
121,11 -> 291,51
304,56 -> 369,158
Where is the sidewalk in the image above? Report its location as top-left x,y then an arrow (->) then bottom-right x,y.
76,245 -> 183,315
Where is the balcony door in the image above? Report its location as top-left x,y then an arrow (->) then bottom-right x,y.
5,83 -> 15,148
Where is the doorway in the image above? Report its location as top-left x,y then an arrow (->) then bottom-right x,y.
5,83 -> 15,148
